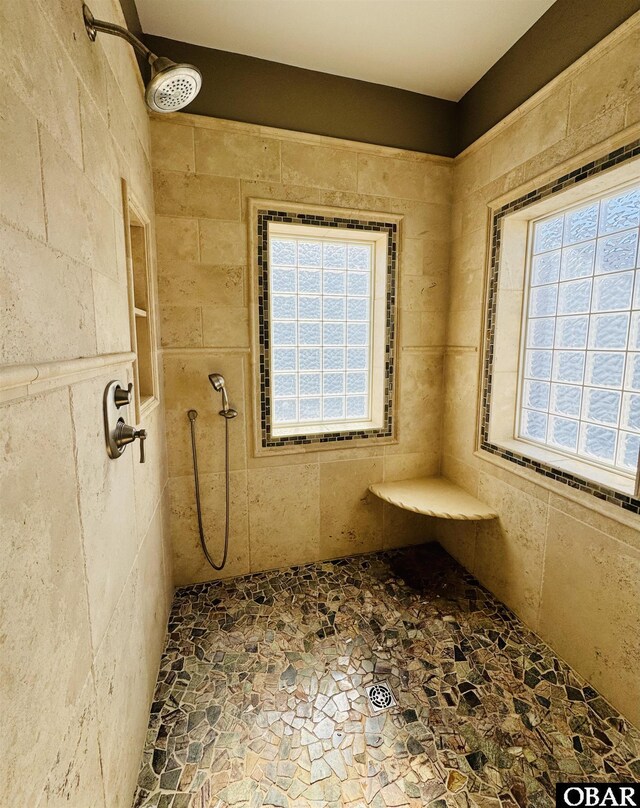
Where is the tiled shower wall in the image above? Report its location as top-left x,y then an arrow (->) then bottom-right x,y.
440,14 -> 640,727
150,115 -> 452,585
0,1 -> 172,805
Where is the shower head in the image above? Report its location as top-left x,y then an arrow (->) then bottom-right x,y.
83,5 -> 202,113
146,57 -> 202,113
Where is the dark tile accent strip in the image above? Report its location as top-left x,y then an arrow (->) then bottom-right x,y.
257,210 -> 398,449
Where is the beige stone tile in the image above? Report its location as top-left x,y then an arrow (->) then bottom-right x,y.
0,85 -> 45,237
160,304 -> 203,348
155,216 -> 199,263
539,507 -> 640,727
195,126 -> 281,181
402,237 -> 424,275
445,306 -> 483,349
0,389 -> 92,806
248,463 -> 320,571
521,106 -> 628,187
547,492 -> 640,553
627,90 -> 640,127
449,267 -> 485,315
383,503 -> 433,549
316,445 -> 385,463
0,4 -> 83,165
400,272 -> 448,313
568,26 -> 640,133
0,222 -> 96,365
153,169 -> 240,220
202,306 -> 249,348
383,451 -> 439,482
169,471 -> 250,585
158,261 -> 244,309
40,128 -> 118,280
199,219 -> 247,265
453,144 -> 493,198
398,310 -> 431,347
435,518 -> 477,573
440,453 -> 479,493
135,501 -> 171,699
387,352 -> 444,457
357,154 -> 451,204
105,63 -> 149,172
163,352 -> 247,475
150,119 -> 194,172
37,675 -> 105,808
281,141 -> 358,191
319,458 -> 384,559
79,89 -> 120,211
474,471 -> 549,628
132,401 -> 168,546
489,88 -> 570,179
247,448 -> 320,468
449,228 -> 488,289
441,393 -> 478,463
396,200 -> 450,239
443,352 -> 480,409
92,270 -> 132,355
70,373 -> 138,652
160,487 -> 175,611
422,238 -> 450,276
93,558 -> 151,808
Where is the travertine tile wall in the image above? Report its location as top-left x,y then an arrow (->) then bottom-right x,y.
440,15 -> 640,727
0,1 -> 172,805
150,115 -> 452,585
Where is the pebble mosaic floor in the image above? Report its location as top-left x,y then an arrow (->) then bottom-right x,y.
132,545 -> 640,808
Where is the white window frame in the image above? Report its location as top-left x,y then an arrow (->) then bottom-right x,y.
516,185 -> 640,478
267,221 -> 388,438
485,156 -> 640,499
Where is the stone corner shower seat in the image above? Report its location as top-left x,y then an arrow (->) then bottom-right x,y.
369,476 -> 498,520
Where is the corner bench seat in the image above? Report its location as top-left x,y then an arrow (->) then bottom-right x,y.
369,476 -> 498,521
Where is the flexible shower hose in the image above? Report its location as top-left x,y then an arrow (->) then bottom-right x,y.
188,410 -> 230,570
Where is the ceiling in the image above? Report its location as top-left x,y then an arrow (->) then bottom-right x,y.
136,0 -> 556,101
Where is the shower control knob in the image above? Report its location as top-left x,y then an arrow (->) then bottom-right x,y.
137,429 -> 147,464
114,420 -> 147,463
114,382 -> 133,408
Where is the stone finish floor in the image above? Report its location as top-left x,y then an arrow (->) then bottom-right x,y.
133,545 -> 640,808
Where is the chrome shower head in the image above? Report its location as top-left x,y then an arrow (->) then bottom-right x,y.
83,5 -> 202,113
146,57 -> 202,113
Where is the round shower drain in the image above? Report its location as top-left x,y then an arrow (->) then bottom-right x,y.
366,681 -> 396,712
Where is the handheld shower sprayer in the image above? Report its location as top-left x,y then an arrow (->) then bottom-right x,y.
208,373 -> 238,419
187,372 -> 239,572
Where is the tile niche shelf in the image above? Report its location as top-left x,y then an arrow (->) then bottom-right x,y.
369,477 -> 498,520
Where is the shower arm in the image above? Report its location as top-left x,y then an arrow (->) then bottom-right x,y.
83,4 -> 158,66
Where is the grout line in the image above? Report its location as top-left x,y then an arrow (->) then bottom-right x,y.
190,124 -> 196,172
35,123 -> 49,244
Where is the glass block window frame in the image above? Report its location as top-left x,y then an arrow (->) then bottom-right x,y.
255,208 -> 398,448
481,138 -> 640,515
519,184 -> 640,474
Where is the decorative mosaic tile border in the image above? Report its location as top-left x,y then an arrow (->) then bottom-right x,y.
480,138 -> 640,515
256,209 -> 398,448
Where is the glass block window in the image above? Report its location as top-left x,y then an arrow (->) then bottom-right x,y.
519,182 -> 640,474
256,210 -> 397,447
